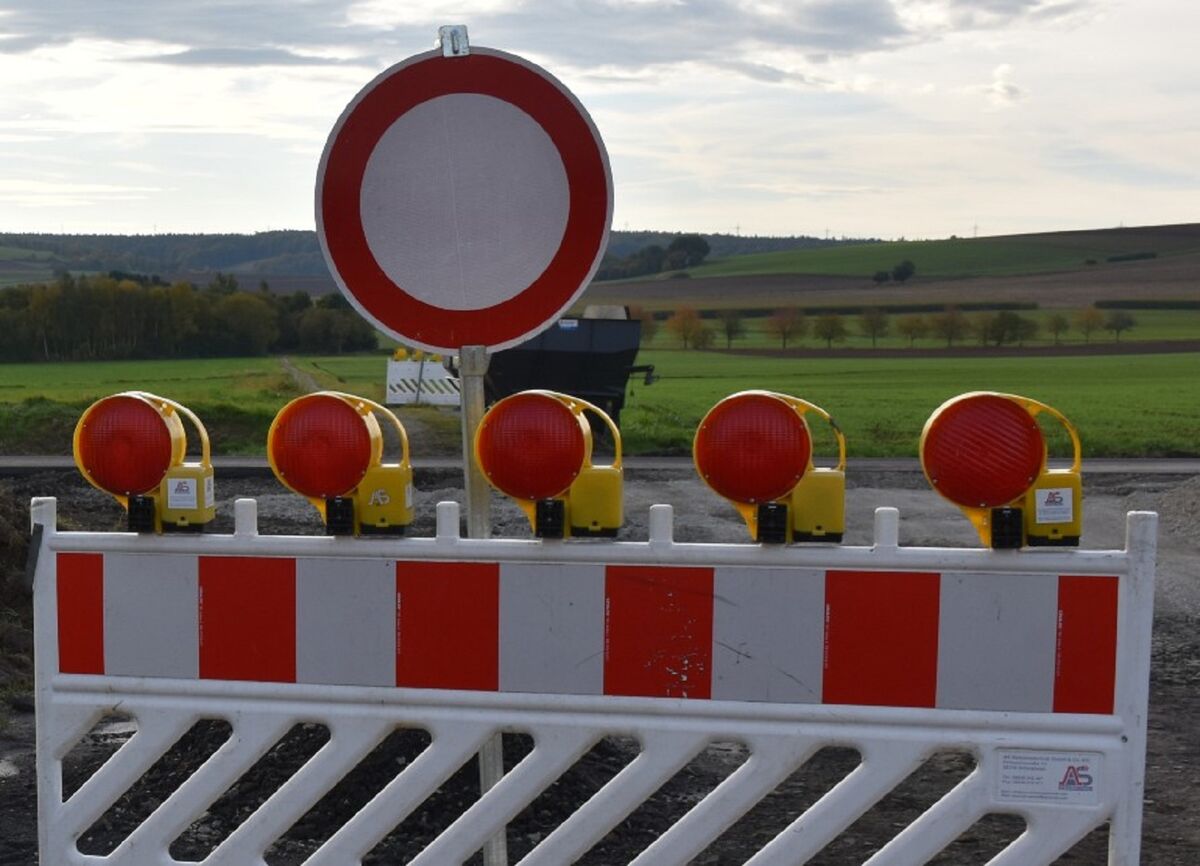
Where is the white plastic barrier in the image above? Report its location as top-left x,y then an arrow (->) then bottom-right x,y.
30,497 -> 1157,865
386,358 -> 461,406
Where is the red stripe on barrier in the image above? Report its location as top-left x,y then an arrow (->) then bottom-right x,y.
395,562 -> 499,690
823,570 -> 940,708
604,566 -> 713,699
1054,575 -> 1119,714
57,553 -> 104,675
199,557 -> 296,683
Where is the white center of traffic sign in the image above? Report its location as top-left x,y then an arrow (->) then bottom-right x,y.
360,93 -> 569,312
317,47 -> 612,353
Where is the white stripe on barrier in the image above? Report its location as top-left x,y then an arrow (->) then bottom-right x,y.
296,557 -> 395,687
103,552 -> 198,679
712,565 -> 825,703
937,570 -> 1059,712
499,562 -> 605,695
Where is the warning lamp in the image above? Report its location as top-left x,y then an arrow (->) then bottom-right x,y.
268,391 -> 414,536
73,391 -> 215,533
475,390 -> 622,538
920,391 -> 1082,549
694,390 -> 846,544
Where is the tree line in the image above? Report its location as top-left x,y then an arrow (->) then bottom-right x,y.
0,272 -> 376,362
633,305 -> 1137,350
595,234 -> 712,281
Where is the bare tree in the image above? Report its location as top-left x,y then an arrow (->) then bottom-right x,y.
896,314 -> 928,347
715,309 -> 746,349
665,306 -> 704,348
858,308 -> 890,348
1104,310 -> 1136,342
1074,307 -> 1104,344
1046,313 -> 1070,345
628,305 -> 660,345
765,308 -> 807,349
929,307 -> 968,347
813,314 -> 848,349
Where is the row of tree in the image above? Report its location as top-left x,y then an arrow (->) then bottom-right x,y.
0,273 -> 376,362
636,306 -> 1138,350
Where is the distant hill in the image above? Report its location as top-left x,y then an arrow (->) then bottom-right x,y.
0,229 -> 847,291
4,224 -> 1198,312
686,223 -> 1200,280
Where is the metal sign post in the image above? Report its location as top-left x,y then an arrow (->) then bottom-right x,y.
459,346 -> 491,539
459,344 -> 503,865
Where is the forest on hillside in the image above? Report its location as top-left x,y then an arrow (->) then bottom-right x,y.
0,229 -> 857,281
0,271 -> 374,362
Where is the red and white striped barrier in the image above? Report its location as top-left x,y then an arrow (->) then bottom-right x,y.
30,497 -> 1157,866
55,552 -> 1119,715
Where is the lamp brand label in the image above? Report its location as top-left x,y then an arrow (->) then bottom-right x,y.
168,478 -> 198,510
1034,487 -> 1073,524
995,750 -> 1101,805
204,475 -> 214,506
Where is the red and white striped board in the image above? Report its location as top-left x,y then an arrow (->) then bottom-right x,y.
55,552 -> 1119,714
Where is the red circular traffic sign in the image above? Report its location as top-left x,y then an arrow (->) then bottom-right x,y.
317,48 -> 612,353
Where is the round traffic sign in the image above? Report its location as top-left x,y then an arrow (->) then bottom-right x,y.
317,47 -> 612,353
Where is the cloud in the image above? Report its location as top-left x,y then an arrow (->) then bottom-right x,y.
986,63 -> 1024,104
1048,144 -> 1200,189
129,47 -> 355,67
0,0 -> 913,80
0,1 -> 382,58
0,177 -> 164,207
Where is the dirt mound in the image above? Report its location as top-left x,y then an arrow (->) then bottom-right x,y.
0,485 -> 33,690
1143,474 -> 1200,538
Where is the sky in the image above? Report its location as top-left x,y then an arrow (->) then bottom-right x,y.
0,0 -> 1197,241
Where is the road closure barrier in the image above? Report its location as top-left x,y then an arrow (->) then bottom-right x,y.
30,495 -> 1157,865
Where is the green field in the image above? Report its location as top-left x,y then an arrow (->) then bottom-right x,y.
2,351 -> 1197,459
621,350 -> 1200,458
0,357 -> 342,455
685,226 -> 1200,280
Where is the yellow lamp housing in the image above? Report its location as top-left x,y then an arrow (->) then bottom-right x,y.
474,390 -> 623,539
351,401 -> 415,536
267,391 -> 413,537
919,391 -> 1082,549
693,390 -> 846,544
73,391 -> 215,533
1020,401 -> 1082,547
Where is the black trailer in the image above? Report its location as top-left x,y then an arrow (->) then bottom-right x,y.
482,316 -> 653,427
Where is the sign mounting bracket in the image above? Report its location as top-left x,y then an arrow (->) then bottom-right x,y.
438,25 -> 470,57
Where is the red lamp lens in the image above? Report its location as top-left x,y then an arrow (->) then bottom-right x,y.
922,393 -> 1044,507
270,395 -> 372,498
77,395 -> 173,495
694,393 -> 811,503
477,393 -> 586,500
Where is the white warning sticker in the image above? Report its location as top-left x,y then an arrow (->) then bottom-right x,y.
994,750 -> 1102,806
1034,487 -> 1073,524
167,477 -> 197,510
204,474 -> 215,506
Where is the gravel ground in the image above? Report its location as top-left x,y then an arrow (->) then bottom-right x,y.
2,467 -> 1199,864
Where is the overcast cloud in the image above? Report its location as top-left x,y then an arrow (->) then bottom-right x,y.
0,0 -> 1195,238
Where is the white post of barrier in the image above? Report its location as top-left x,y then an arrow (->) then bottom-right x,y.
1109,510 -> 1157,864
